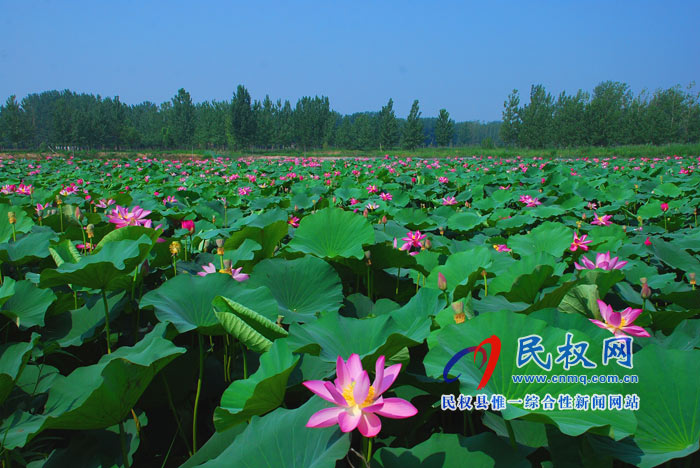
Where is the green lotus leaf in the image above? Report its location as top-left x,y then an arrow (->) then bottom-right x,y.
425,310 -> 637,438
49,238 -> 82,267
213,296 -> 288,352
194,398 -> 350,468
0,204 -> 33,243
94,225 -> 160,253
507,221 -> 572,258
224,220 -> 288,259
213,339 -> 299,431
374,432 -> 529,468
654,182 -> 682,198
0,338 -> 36,405
141,273 -> 278,335
652,238 -> 700,282
0,277 -> 16,307
488,253 -> 558,304
248,256 -> 343,323
650,319 -> 700,350
446,212 -> 487,233
1,280 -> 56,328
426,246 -> 493,299
288,207 -> 374,259
39,235 -> 156,290
0,226 -> 57,264
482,411 -> 548,449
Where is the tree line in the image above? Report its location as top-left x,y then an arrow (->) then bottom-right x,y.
0,85 -> 501,152
500,81 -> 700,148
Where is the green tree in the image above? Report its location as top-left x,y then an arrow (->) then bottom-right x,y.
378,98 -> 399,150
586,81 -> 631,146
518,84 -> 553,148
402,99 -> 424,150
0,95 -> 31,148
435,108 -> 455,147
230,84 -> 257,150
500,89 -> 521,146
171,88 -> 195,147
552,90 -> 589,147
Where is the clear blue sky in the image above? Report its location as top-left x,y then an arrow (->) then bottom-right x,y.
1,0 -> 698,121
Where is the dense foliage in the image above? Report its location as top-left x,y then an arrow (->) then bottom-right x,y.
0,153 -> 698,467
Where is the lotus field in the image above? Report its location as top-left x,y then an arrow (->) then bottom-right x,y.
1,153 -> 700,467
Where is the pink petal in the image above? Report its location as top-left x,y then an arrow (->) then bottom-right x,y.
324,382 -> 349,406
607,311 -> 622,328
622,325 -> 651,337
303,381 -> 340,404
346,354 -> 364,381
306,407 -> 345,428
620,307 -> 642,325
375,363 -> 401,396
374,398 -> 418,419
372,356 -> 385,391
581,256 -> 595,269
335,355 -> 350,388
338,410 -> 361,432
597,300 -> 613,322
589,319 -> 607,330
357,412 -> 382,437
353,371 -> 370,405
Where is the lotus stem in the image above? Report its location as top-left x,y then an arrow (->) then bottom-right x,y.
365,436 -> 373,463
395,267 -> 401,296
119,421 -> 131,468
10,225 -> 15,243
101,290 -> 112,354
192,333 -> 204,453
73,289 -> 78,310
241,341 -> 248,379
161,373 -> 191,455
504,419 -> 517,449
467,411 -> 475,435
172,257 -> 177,276
59,209 -> 63,232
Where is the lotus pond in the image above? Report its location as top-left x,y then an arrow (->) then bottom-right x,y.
0,154 -> 699,467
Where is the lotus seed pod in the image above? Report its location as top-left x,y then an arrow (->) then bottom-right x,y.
203,239 -> 210,250
8,212 -> 16,224
690,272 -> 696,287
451,301 -> 463,314
215,238 -> 225,248
169,241 -> 181,256
454,311 -> 466,324
640,278 -> 651,299
223,259 -> 232,269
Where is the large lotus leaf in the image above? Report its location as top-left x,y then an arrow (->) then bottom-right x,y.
195,398 -> 350,468
213,296 -> 288,352
578,269 -> 625,297
488,253 -> 558,304
588,225 -> 627,252
651,319 -> 700,350
39,235 -> 156,290
1,323 -> 185,449
0,204 -> 33,243
446,212 -> 487,233
287,288 -> 438,367
248,256 -> 343,323
29,412 -> 146,468
0,226 -> 57,264
0,338 -> 35,404
654,182 -> 682,197
94,225 -> 161,252
42,292 -> 125,348
213,339 -> 300,431
224,220 -> 288,259
0,277 -> 16,307
507,221 -> 571,258
482,411 -> 548,449
49,238 -> 82,267
1,280 -> 56,328
424,310 -> 637,438
373,432 -> 528,468
141,273 -> 278,335
652,238 -> 700,282
426,246 -> 493,299
232,208 -> 288,229
588,345 -> 700,467
288,207 -> 374,259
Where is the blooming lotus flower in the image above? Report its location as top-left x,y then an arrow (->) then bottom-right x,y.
348,198 -> 359,206
35,202 -> 51,215
493,244 -> 511,252
366,202 -> 379,211
0,185 -> 15,195
644,237 -> 652,246
399,230 -> 426,256
660,202 -> 669,212
591,213 -> 612,226
198,263 -> 217,277
442,196 -> 457,206
304,354 -> 417,437
499,185 -> 511,190
438,176 -> 449,184
96,198 -> 115,208
107,205 -> 153,228
379,192 -> 392,201
570,232 -> 592,252
238,187 -> 252,196
574,251 -> 627,270
16,183 -> 33,195
587,202 -> 598,210
231,267 -> 249,282
288,216 -> 300,228
163,195 -> 177,205
366,185 -> 378,194
589,300 -> 650,337
519,195 -> 541,207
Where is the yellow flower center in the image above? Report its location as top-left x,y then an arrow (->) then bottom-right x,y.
342,382 -> 376,408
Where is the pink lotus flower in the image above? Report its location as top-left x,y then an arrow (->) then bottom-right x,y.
438,176 -> 449,184
96,198 -> 115,208
16,183 -> 33,195
107,205 -> 153,228
304,354 -> 417,437
570,232 -> 592,252
0,185 -> 15,195
379,192 -> 392,201
519,195 -> 541,207
181,219 -> 195,233
591,213 -> 612,226
366,185 -> 378,194
400,231 -> 426,256
644,237 -> 652,246
493,244 -> 511,252
587,202 -> 598,210
499,185 -> 511,190
660,202 -> 669,212
589,300 -> 650,337
231,267 -> 249,282
366,202 -> 379,211
35,202 -> 51,215
163,195 -> 177,205
442,196 -> 457,206
198,263 -> 218,277
288,216 -> 300,228
348,198 -> 359,206
238,187 -> 252,196
574,252 -> 627,270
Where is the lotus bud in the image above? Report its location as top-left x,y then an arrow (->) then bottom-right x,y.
212,215 -> 216,223
623,225 -> 627,232
439,226 -> 444,235
294,205 -> 298,211
690,272 -> 696,288
203,239 -> 210,251
438,272 -> 447,291
169,241 -> 181,256
423,238 -> 432,249
364,250 -> 371,265
75,206 -> 82,219
86,224 -> 95,239
576,220 -> 582,229
582,213 -> 586,220
640,278 -> 651,299
362,209 -> 368,218
464,201 -> 471,208
381,215 -> 387,224
55,195 -> 62,205
7,211 -> 16,224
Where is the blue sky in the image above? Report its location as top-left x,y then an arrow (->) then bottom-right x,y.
1,0 -> 698,121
